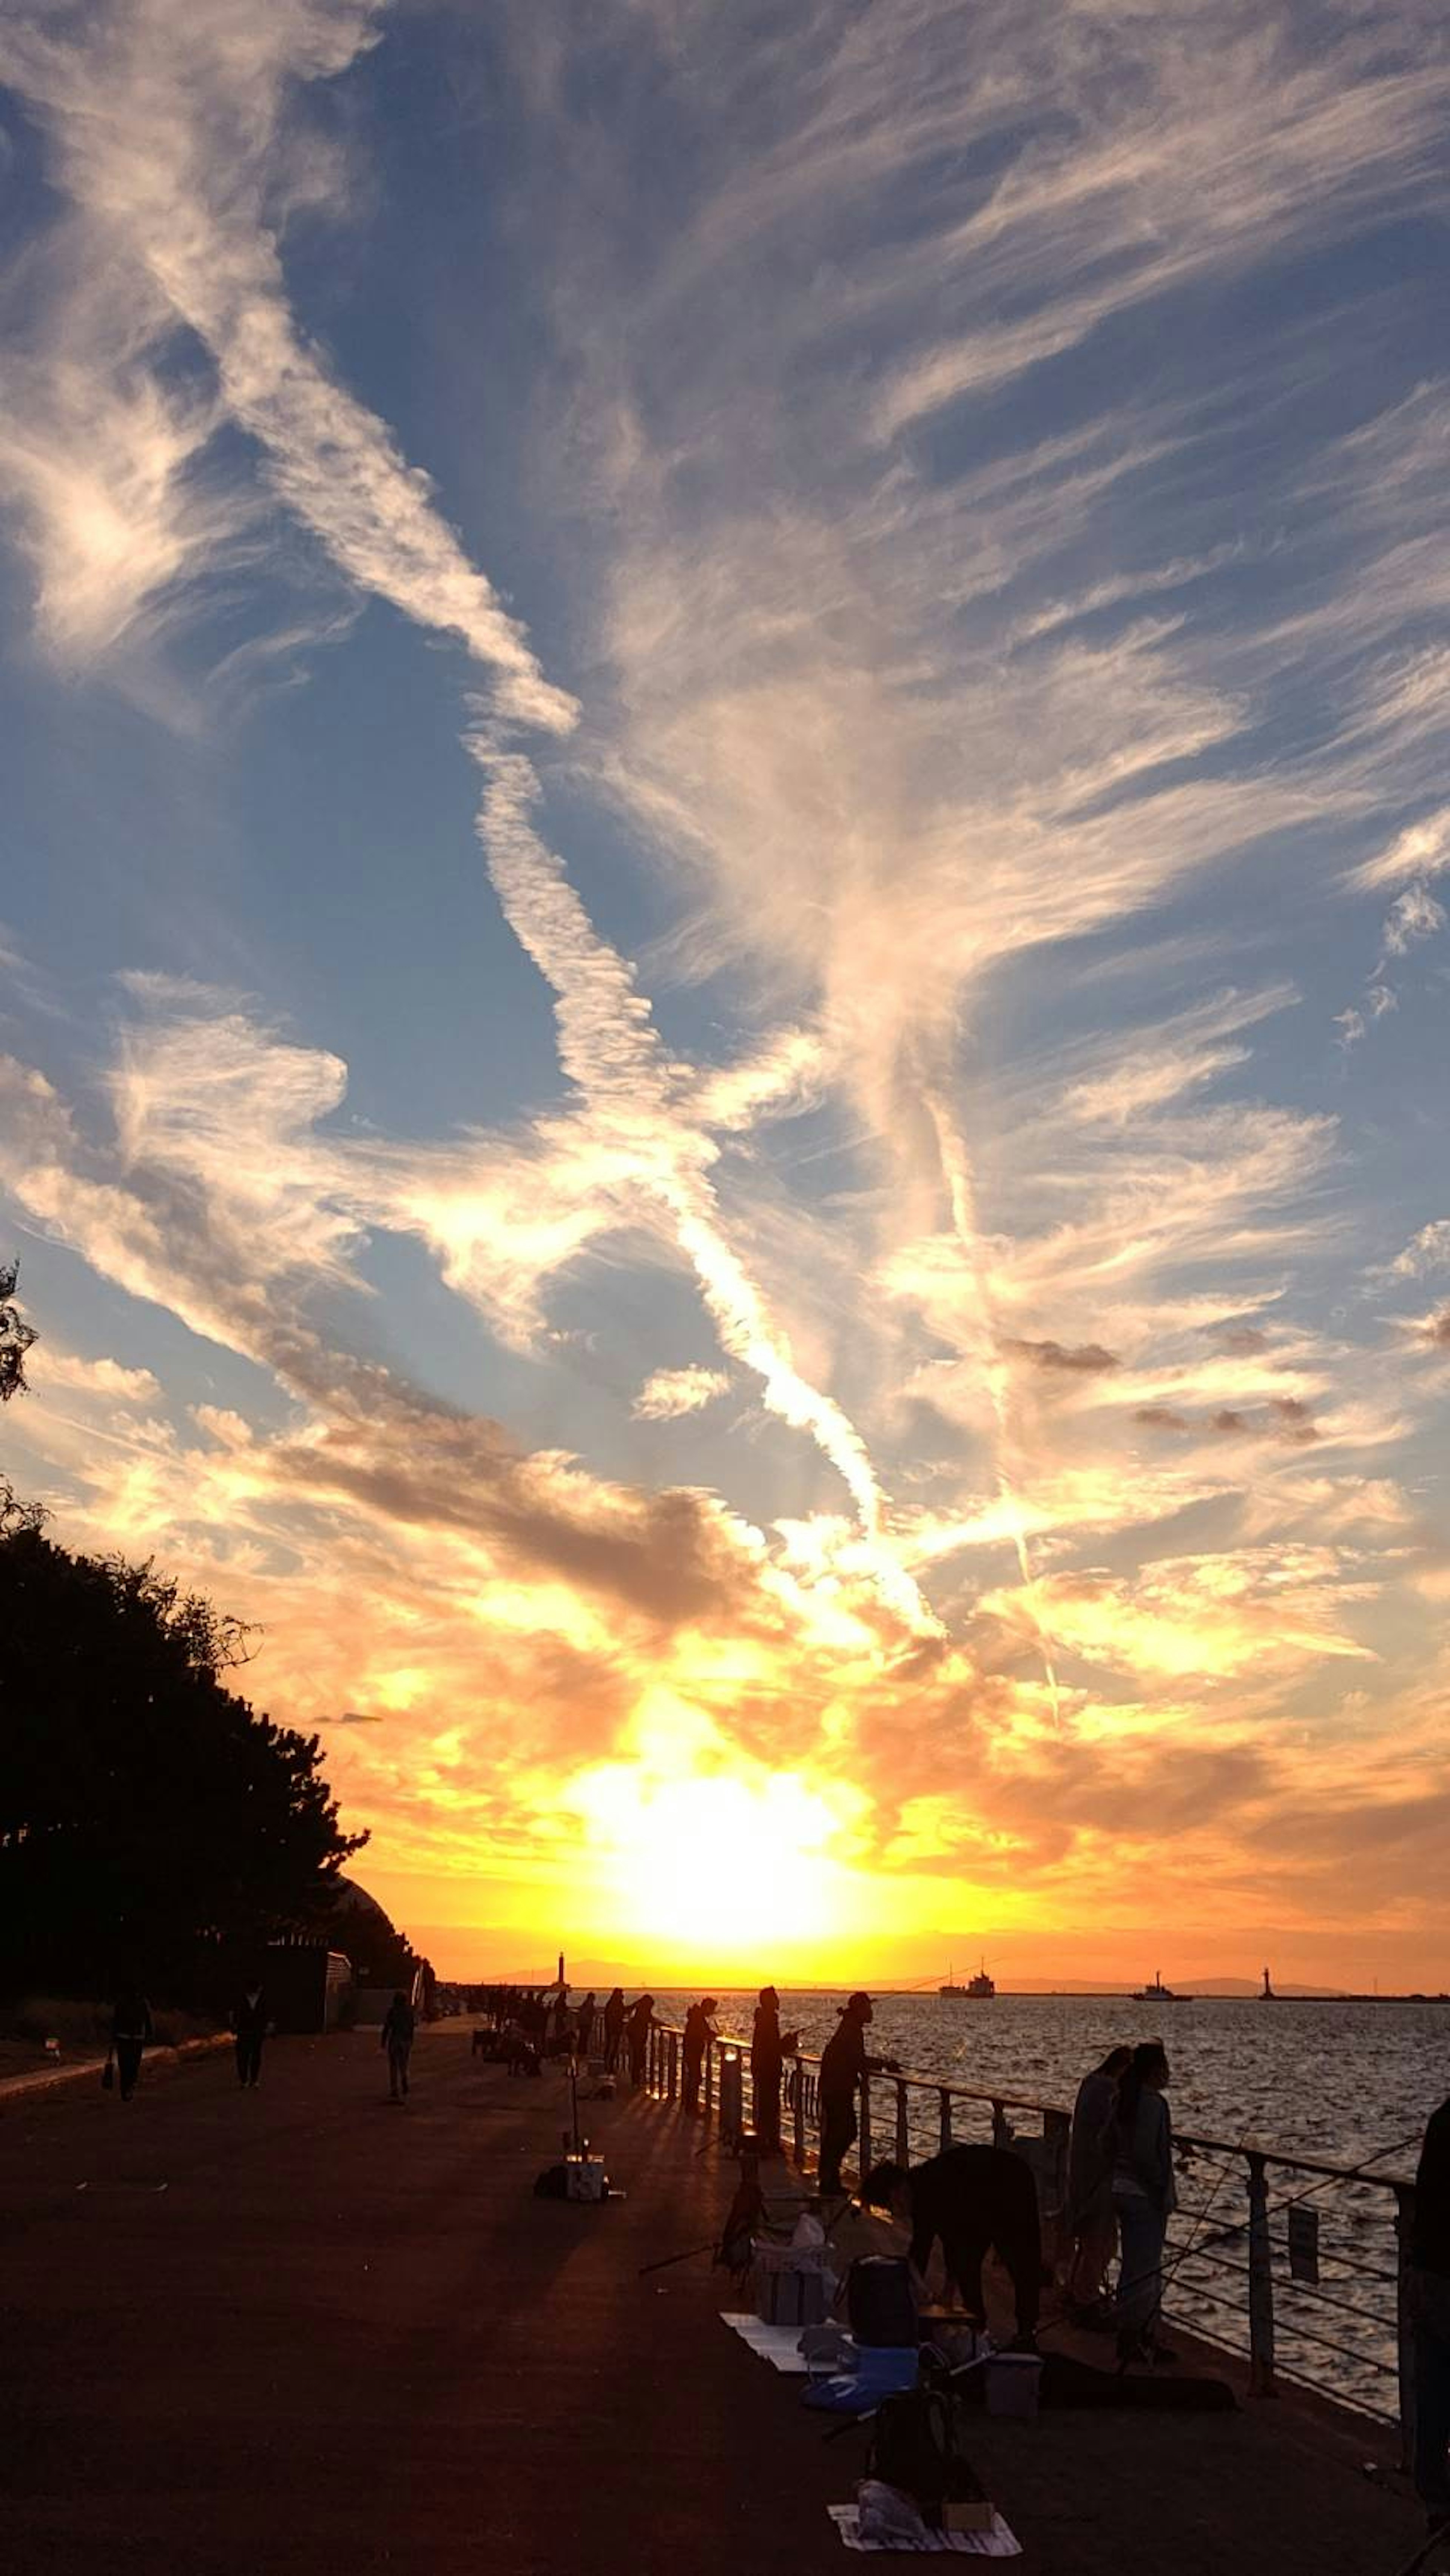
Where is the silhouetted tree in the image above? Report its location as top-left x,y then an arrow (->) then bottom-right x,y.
0,1495 -> 366,1996
0,1259 -> 36,1402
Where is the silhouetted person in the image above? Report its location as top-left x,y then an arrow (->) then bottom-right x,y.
818,1992 -> 896,2192
575,1991 -> 597,2060
750,1986 -> 798,2155
1112,2040 -> 1177,2364
381,1990 -> 415,2101
1066,2044 -> 1131,2310
110,1983 -> 153,2102
1410,2093 -> 1450,2537
231,1980 -> 268,2090
863,2145 -> 1043,2347
682,1997 -> 717,2112
603,1987 -> 626,2072
625,1994 -> 655,2086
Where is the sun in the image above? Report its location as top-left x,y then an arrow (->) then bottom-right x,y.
568,1763 -> 853,1968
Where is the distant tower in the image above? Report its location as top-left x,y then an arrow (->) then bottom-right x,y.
1262,1965 -> 1275,2000
557,1950 -> 566,1989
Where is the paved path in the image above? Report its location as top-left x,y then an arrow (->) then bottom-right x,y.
0,2024 -> 1430,2574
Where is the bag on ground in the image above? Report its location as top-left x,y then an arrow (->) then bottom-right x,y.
845,2253 -> 918,2347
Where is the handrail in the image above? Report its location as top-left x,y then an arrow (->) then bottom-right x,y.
656,2021 -> 1417,2191
639,2015 -> 1419,2449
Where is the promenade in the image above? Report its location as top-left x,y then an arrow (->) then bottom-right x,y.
0,2023 -> 1431,2575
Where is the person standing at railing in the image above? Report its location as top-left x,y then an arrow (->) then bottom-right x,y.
750,1986 -> 798,2155
1066,2044 -> 1131,2315
575,1991 -> 597,2061
1409,2091 -> 1450,2542
602,1988 -> 626,2071
818,1992 -> 898,2193
1111,2039 -> 1177,2365
682,1997 -> 717,2112
625,1993 -> 656,2086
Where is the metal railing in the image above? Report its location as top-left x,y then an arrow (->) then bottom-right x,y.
637,2019 -> 1421,2454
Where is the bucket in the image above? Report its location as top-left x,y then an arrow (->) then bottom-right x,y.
984,2352 -> 1043,2420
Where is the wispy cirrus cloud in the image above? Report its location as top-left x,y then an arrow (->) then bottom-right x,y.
0,0 -> 571,726
633,1365 -> 730,1422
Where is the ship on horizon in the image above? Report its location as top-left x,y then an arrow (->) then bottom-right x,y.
939,1959 -> 996,1999
1134,1967 -> 1190,2002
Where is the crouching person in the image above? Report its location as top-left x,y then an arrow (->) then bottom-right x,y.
862,2143 -> 1043,2350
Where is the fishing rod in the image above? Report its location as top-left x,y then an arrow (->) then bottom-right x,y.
1186,2127 -> 1425,2261
637,2239 -> 718,2277
1386,2517 -> 1450,2576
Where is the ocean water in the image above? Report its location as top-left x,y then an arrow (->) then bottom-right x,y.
646,1987 -> 1449,2420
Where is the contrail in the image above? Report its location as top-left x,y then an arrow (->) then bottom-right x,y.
923,1085 -> 1061,1718
472,735 -> 933,1631
6,0 -> 932,1628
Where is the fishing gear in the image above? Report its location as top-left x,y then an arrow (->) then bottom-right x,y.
1189,2128 -> 1424,2261
637,2239 -> 718,2277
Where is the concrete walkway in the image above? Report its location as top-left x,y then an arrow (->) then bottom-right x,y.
0,2023 -> 1431,2575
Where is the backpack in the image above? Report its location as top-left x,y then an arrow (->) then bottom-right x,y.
845,2254 -> 918,2347
868,2376 -> 969,2509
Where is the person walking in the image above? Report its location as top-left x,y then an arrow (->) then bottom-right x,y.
818,1992 -> 896,2194
625,1993 -> 656,2086
110,1981 -> 153,2103
575,1991 -> 597,2060
1111,2040 -> 1177,2365
381,1989 -> 416,2102
1066,2044 -> 1131,2312
231,1980 -> 268,2090
862,2144 -> 1044,2348
1409,2092 -> 1450,2542
750,1986 -> 798,2155
681,1997 -> 717,2113
602,1988 -> 626,2072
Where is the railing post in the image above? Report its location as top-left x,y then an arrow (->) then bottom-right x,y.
991,2098 -> 1012,2151
1247,2152 -> 1277,2396
1395,2181 -> 1418,2473
859,2071 -> 873,2181
939,2088 -> 953,2152
895,2078 -> 910,2166
719,2046 -> 741,2148
704,2036 -> 714,2117
667,2029 -> 679,2101
792,2057 -> 806,2168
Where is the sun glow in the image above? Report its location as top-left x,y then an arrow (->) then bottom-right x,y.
568,1761 -> 856,1966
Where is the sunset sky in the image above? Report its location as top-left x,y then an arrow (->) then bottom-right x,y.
1,0 -> 1447,1989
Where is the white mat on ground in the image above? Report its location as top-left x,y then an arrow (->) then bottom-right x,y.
720,2312 -> 811,2373
828,2505 -> 1021,2557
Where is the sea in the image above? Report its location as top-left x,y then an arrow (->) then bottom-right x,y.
645,1987 -> 1450,2420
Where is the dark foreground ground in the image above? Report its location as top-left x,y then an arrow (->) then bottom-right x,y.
0,2023 -> 1430,2574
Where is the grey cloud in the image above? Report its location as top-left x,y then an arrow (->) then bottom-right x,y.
1001,1337 -> 1118,1374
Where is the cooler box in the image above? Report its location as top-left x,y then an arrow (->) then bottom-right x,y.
754,2239 -> 832,2327
564,2154 -> 608,2203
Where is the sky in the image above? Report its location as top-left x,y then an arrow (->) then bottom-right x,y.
0,0 -> 1448,1991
